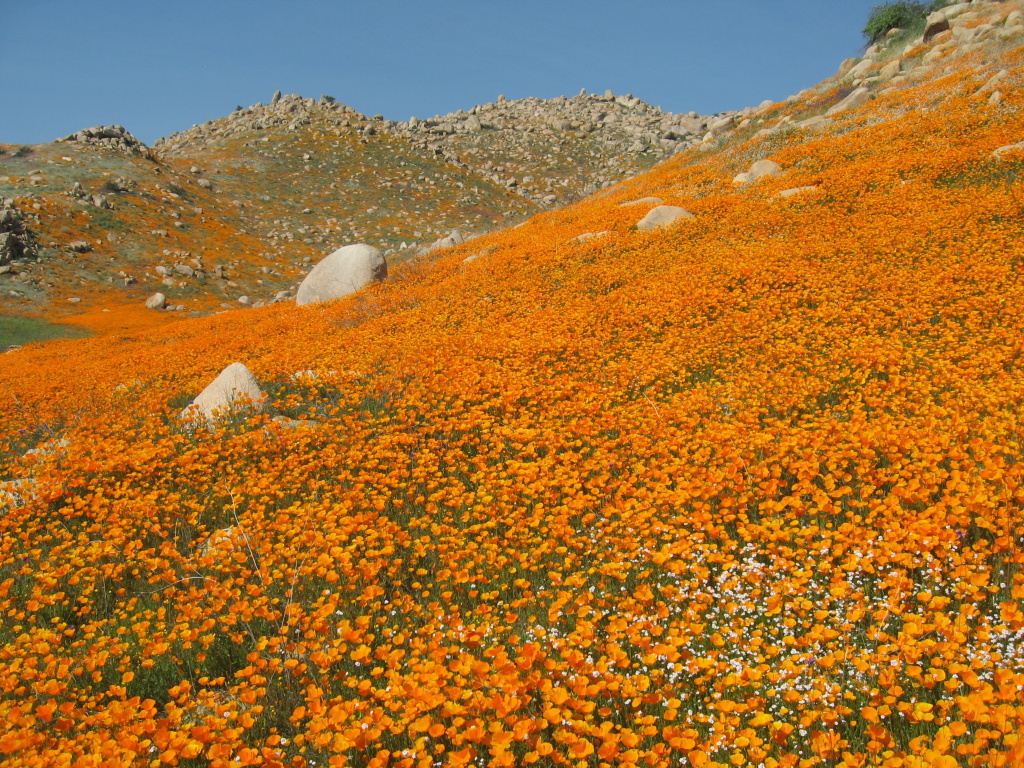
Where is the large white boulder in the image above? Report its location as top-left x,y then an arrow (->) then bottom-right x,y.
296,244 -> 387,306
180,362 -> 268,425
635,205 -> 694,231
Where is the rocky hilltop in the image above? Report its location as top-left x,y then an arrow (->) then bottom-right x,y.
155,89 -> 751,207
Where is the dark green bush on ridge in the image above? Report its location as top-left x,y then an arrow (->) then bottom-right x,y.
863,1 -> 956,43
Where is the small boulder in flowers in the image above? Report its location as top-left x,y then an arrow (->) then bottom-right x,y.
179,362 -> 268,427
635,205 -> 694,231
733,159 -> 783,185
145,292 -> 166,310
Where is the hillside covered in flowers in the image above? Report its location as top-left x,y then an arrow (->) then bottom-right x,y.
2,3 -> 1024,767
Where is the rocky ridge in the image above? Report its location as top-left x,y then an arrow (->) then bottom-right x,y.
154,89 -> 758,207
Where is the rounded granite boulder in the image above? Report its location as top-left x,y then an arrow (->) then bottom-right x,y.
296,244 -> 387,306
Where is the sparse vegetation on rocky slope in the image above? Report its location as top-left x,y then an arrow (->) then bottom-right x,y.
1,2 -> 1024,767
0,87 -> 753,337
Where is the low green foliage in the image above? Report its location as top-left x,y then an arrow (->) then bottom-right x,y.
0,313 -> 90,350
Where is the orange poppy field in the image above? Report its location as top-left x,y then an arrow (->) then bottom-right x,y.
1,13 -> 1024,768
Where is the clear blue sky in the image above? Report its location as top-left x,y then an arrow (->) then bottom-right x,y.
2,1 -> 880,146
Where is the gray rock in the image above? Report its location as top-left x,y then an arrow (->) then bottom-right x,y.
570,231 -> 611,243
793,116 -> 832,131
992,141 -> 1024,160
179,362 -> 268,426
145,292 -> 166,310
424,229 -> 467,254
0,199 -> 36,265
174,263 -> 195,277
197,178 -> 213,190
847,59 -> 876,79
777,186 -> 819,198
636,205 -> 694,230
296,244 -> 387,306
733,159 -> 783,185
924,10 -> 950,42
200,527 -> 241,557
707,116 -> 734,137
59,124 -> 149,155
976,69 -> 1008,96
1,479 -> 37,509
68,240 -> 92,253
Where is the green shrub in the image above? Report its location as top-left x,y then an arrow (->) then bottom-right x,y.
862,1 -> 955,43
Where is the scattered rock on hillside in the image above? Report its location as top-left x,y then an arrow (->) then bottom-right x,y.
25,437 -> 71,460
846,59 -> 877,80
778,186 -> 820,198
878,59 -> 902,83
976,69 -> 1008,96
827,87 -> 872,115
619,197 -> 663,207
200,527 -> 242,557
59,124 -> 150,155
146,293 -> 166,310
422,229 -> 466,255
464,245 -> 498,263
394,91 -> 758,203
0,199 -> 36,265
571,231 -> 611,243
68,240 -> 92,253
733,159 -> 783,185
793,116 -> 832,132
635,205 -> 694,231
924,9 -> 951,42
0,479 -> 36,509
992,141 -> 1024,160
837,57 -> 859,76
179,362 -> 268,426
296,244 -> 387,306
267,415 -> 317,431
